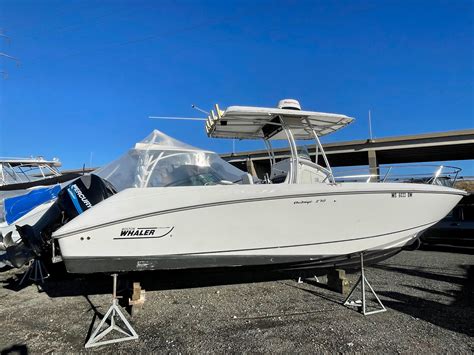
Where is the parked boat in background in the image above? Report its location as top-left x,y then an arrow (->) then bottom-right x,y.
0,157 -> 81,266
0,157 -> 81,220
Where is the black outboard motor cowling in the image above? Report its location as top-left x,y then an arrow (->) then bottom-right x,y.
6,174 -> 116,268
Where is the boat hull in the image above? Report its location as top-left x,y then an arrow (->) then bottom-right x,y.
53,183 -> 466,274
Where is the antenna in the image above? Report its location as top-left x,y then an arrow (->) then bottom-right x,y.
191,104 -> 209,115
368,109 -> 373,141
150,103 -> 221,122
149,116 -> 206,121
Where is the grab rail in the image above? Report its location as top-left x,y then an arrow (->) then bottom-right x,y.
333,164 -> 462,186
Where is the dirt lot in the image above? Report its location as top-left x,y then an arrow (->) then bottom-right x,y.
0,247 -> 473,353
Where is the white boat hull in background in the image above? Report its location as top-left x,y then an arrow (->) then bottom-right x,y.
0,200 -> 54,241
52,182 -> 466,273
0,201 -> 55,267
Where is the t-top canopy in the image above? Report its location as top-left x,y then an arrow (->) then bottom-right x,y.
206,105 -> 354,140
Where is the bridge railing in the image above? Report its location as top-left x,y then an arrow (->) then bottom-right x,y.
333,164 -> 462,186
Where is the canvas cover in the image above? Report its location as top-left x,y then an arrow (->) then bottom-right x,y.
95,130 -> 246,191
4,185 -> 61,224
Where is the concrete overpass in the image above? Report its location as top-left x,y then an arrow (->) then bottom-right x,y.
221,129 -> 474,178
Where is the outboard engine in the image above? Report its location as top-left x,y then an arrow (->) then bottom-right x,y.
1,174 -> 116,268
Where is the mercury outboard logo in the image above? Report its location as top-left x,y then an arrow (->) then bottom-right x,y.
71,184 -> 93,208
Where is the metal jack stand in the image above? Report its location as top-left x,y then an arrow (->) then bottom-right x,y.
19,259 -> 49,285
85,274 -> 139,348
343,253 -> 386,316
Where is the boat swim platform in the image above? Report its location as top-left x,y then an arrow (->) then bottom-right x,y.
221,129 -> 474,176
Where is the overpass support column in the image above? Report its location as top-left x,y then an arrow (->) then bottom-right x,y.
246,157 -> 258,178
368,150 -> 379,182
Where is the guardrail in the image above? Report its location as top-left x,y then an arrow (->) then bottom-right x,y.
333,164 -> 462,186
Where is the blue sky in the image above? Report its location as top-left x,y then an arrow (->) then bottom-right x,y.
0,0 -> 473,173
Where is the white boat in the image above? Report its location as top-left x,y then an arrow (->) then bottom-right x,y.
0,157 -> 81,221
1,100 -> 467,273
0,157 -> 80,191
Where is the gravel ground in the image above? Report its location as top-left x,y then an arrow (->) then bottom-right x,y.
0,247 -> 473,353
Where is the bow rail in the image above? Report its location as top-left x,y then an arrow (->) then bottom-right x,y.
333,164 -> 461,186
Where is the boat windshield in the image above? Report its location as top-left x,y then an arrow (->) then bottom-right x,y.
297,146 -> 311,161
164,169 -> 224,187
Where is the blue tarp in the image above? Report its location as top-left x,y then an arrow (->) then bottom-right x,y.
3,185 -> 61,224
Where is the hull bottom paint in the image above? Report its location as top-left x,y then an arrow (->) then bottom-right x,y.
63,248 -> 403,274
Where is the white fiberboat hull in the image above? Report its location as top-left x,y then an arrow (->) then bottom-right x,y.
0,201 -> 54,268
0,200 -> 54,240
53,182 -> 465,273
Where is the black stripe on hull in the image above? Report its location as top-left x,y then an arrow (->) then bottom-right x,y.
63,248 -> 403,274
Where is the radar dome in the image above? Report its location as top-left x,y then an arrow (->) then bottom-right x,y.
277,99 -> 301,111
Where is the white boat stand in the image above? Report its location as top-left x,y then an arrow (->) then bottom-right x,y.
85,274 -> 139,348
343,253 -> 386,316
19,259 -> 49,285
